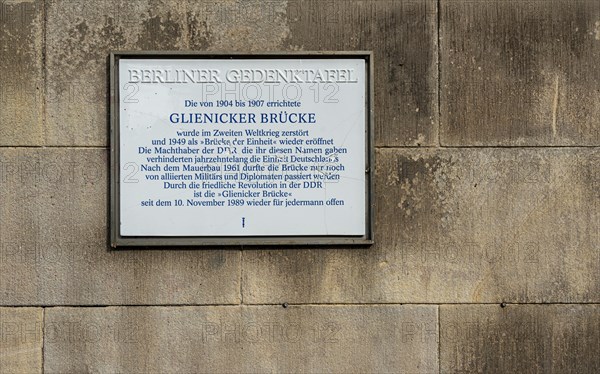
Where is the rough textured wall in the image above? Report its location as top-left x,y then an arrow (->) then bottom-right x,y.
0,0 -> 598,372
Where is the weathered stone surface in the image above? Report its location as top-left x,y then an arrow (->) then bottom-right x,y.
440,304 -> 600,373
186,0 -> 289,51
284,0 -> 438,146
441,0 -> 600,145
243,148 -> 599,303
0,148 -> 240,305
45,0 -> 186,146
45,0 -> 436,147
0,0 -> 43,145
45,0 -> 289,146
44,305 -> 438,373
0,308 -> 43,374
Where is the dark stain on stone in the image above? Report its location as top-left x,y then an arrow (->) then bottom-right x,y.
0,1 -> 39,71
209,251 -> 226,268
71,19 -> 89,42
485,2 -> 592,75
398,157 -> 427,185
99,17 -> 126,48
396,154 -> 442,188
566,5 -> 590,59
187,13 -> 214,50
378,5 -> 433,120
56,16 -> 126,94
136,12 -> 182,50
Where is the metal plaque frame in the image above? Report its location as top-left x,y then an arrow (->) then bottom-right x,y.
110,51 -> 374,247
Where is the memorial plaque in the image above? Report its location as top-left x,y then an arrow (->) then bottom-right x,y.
110,52 -> 373,246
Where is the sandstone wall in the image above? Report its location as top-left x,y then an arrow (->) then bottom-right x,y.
1,0 -> 598,372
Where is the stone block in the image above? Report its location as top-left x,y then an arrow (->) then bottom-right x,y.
44,305 -> 438,373
440,304 -> 600,373
0,308 -> 43,374
0,148 -> 241,305
243,148 -> 599,303
441,0 -> 600,145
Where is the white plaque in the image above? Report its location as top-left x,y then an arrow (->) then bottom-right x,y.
111,53 -> 372,246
